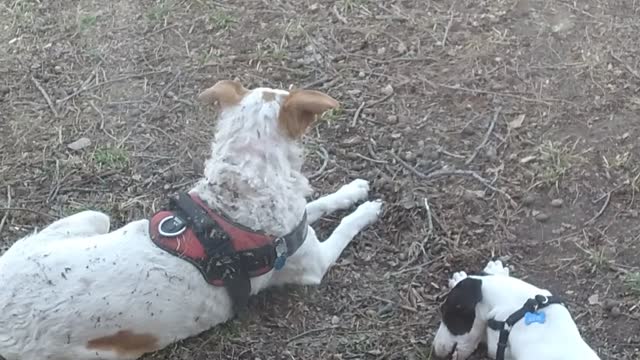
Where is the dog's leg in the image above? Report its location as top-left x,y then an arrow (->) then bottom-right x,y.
36,210 -> 111,240
305,179 -> 370,224
482,259 -> 510,277
273,200 -> 382,286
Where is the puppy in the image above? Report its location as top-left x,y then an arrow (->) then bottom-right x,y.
0,81 -> 383,360
433,259 -> 600,360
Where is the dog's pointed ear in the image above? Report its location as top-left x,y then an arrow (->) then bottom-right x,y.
278,90 -> 339,138
198,80 -> 248,107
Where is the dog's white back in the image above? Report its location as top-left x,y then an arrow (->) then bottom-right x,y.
0,81 -> 382,360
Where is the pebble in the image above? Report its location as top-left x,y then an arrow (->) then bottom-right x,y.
610,306 -> 622,317
551,198 -> 564,207
381,84 -> 394,96
522,194 -> 536,206
331,315 -> 340,325
603,299 -> 621,311
534,212 -> 549,222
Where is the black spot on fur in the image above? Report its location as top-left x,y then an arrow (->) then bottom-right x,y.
441,277 -> 483,335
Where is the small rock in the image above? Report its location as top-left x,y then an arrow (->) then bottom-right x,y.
386,115 -> 398,124
603,299 -> 621,311
588,294 -> 600,305
551,198 -> 564,207
610,306 -> 622,317
381,84 -> 394,96
67,137 -> 91,151
534,212 -> 549,222
331,315 -> 340,325
54,65 -> 63,73
358,71 -> 366,78
377,47 -> 386,56
522,194 -> 536,206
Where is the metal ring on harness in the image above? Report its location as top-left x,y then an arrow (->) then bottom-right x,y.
158,215 -> 187,237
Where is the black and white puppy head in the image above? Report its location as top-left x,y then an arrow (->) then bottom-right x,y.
433,277 -> 487,359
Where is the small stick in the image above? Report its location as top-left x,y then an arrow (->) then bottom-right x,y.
287,326 -> 340,343
610,51 -> 640,80
0,186 -> 11,235
442,4 -> 455,48
309,146 -> 329,179
423,197 -> 434,245
585,192 -> 611,225
31,76 -> 59,117
388,151 -> 428,178
351,102 -> 366,126
371,295 -> 418,313
0,207 -> 58,219
466,107 -> 501,165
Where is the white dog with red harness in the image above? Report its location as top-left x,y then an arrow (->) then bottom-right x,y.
432,259 -> 600,360
0,80 -> 383,360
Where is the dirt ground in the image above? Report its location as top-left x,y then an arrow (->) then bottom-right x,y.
1,0 -> 640,359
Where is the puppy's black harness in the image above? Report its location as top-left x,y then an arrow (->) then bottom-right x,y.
487,294 -> 565,360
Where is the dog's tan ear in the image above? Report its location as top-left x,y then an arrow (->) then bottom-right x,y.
198,80 -> 248,107
278,90 -> 339,138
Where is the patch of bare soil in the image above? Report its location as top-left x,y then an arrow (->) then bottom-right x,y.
1,0 -> 639,359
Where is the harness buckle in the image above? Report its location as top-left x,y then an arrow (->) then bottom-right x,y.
158,215 -> 187,237
273,237 -> 288,271
535,294 -> 549,305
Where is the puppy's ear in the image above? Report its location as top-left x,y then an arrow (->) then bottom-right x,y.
198,80 -> 248,107
278,90 -> 339,138
441,278 -> 483,335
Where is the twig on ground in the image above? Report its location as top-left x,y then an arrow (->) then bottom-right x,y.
0,186 -> 12,235
309,146 -> 329,179
426,169 -> 516,205
585,192 -> 611,225
31,76 -> 59,117
287,326 -> 340,343
351,102 -> 366,126
354,152 -> 388,164
442,3 -> 455,47
465,107 -> 501,165
56,70 -> 169,104
388,151 -> 428,178
371,295 -> 418,313
423,79 -> 575,106
610,51 -> 640,80
0,207 -> 58,219
423,197 -> 434,244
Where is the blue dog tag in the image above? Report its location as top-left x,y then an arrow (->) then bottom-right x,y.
524,311 -> 546,325
274,255 -> 287,270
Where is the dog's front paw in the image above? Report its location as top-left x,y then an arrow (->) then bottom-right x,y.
449,271 -> 468,288
336,179 -> 370,207
350,199 -> 383,228
483,259 -> 509,277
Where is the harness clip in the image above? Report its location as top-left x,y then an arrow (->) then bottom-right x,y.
158,215 -> 188,237
273,237 -> 288,271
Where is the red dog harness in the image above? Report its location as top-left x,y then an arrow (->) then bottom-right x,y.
149,192 -> 308,314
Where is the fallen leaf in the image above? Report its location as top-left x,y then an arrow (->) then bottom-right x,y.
67,137 -> 91,151
509,114 -> 526,129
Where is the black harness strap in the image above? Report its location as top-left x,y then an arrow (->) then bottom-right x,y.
487,294 -> 564,360
166,193 -> 308,317
169,193 -> 251,315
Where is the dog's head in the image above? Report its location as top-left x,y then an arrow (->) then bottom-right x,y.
433,277 -> 487,359
198,80 -> 339,139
